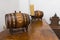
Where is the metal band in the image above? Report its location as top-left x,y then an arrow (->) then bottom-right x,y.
26,14 -> 30,25
5,14 -> 9,28
20,13 -> 24,27
23,14 -> 27,26
13,13 -> 17,28
10,14 -> 13,28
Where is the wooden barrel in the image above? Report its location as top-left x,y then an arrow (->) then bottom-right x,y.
34,11 -> 43,19
5,12 -> 30,29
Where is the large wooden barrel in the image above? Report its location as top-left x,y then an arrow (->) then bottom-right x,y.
5,12 -> 30,29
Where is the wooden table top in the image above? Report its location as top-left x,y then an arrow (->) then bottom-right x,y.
0,20 -> 59,40
28,20 -> 59,40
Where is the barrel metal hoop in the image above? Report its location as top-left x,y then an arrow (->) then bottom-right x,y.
10,14 -> 14,28
5,14 -> 9,28
27,15 -> 30,25
21,13 -> 25,27
25,14 -> 28,26
13,13 -> 17,28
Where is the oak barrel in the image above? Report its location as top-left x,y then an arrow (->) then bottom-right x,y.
34,11 -> 43,18
5,12 -> 30,29
31,11 -> 44,20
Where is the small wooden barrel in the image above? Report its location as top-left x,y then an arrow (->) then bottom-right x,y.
31,11 -> 44,20
5,12 -> 30,29
34,11 -> 43,18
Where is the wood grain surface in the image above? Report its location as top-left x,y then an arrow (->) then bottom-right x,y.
0,20 -> 59,40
